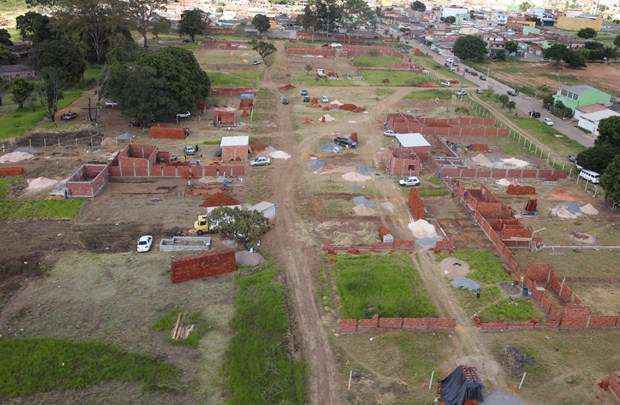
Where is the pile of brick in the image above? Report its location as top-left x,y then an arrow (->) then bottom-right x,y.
148,125 -> 190,139
0,166 -> 25,177
170,250 -> 236,283
507,184 -> 536,195
409,188 -> 424,219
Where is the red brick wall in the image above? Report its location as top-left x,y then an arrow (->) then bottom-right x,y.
323,240 -> 416,254
170,250 -> 236,283
339,317 -> 456,333
0,166 -> 25,176
221,145 -> 248,162
148,126 -> 188,139
438,167 -> 566,181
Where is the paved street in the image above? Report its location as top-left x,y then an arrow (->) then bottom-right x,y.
407,38 -> 596,148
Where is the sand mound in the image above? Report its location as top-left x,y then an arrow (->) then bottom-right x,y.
269,150 -> 291,160
580,203 -> 598,216
353,205 -> 375,216
25,177 -> 58,194
0,151 -> 34,163
548,187 -> 580,201
496,178 -> 511,187
472,154 -> 529,169
342,172 -> 371,182
408,219 -> 438,239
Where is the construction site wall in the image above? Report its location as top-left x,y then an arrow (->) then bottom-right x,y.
286,46 -> 335,58
170,250 -> 236,283
0,166 -> 25,176
341,45 -> 402,57
66,164 -> 109,198
438,167 -> 567,181
212,87 -> 255,97
148,125 -> 189,139
339,317 -> 456,333
108,161 -> 245,178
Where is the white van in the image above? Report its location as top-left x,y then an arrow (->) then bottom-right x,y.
579,169 -> 600,184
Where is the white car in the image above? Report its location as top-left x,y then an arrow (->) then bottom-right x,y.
440,80 -> 451,87
456,89 -> 468,97
137,235 -> 153,253
383,129 -> 397,137
543,117 -> 554,126
176,111 -> 191,119
104,100 -> 118,108
250,156 -> 271,166
321,95 -> 330,103
398,176 -> 421,187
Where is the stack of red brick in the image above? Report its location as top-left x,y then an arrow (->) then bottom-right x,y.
170,250 -> 236,283
0,166 -> 25,176
409,188 -> 424,219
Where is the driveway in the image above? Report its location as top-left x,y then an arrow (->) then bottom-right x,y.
406,38 -> 595,148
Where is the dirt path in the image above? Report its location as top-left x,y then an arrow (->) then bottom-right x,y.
261,43 -> 343,405
414,251 -> 508,387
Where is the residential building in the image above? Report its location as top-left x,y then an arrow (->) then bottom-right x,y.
573,104 -> 608,121
577,109 -> 620,136
441,7 -> 469,20
553,85 -> 614,113
220,135 -> 249,162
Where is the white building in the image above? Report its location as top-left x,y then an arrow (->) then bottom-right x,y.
577,109 -> 620,136
441,7 -> 469,20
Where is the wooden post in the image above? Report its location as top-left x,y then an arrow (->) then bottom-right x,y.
559,277 -> 566,297
518,372 -> 527,390
428,370 -> 435,391
347,370 -> 353,390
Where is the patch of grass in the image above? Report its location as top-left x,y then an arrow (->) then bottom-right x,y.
153,307 -> 211,348
207,70 -> 261,87
225,262 -> 306,404
452,249 -> 511,284
362,70 -> 429,86
480,297 -> 539,322
0,337 -> 181,398
375,87 -> 395,97
419,187 -> 449,197
513,117 -> 585,155
0,199 -> 85,220
351,55 -> 402,68
333,253 -> 437,319
293,73 -> 359,87
324,199 -> 353,217
202,138 -> 221,145
0,177 -> 23,199
404,89 -> 451,100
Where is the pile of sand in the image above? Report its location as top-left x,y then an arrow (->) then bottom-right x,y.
550,202 -> 599,219
0,151 -> 34,163
496,178 -> 511,187
342,172 -> 371,182
579,203 -> 599,216
408,219 -> 438,239
25,177 -> 58,194
353,205 -> 375,216
501,157 -> 530,169
472,154 -> 529,169
269,150 -> 291,160
320,114 -> 335,123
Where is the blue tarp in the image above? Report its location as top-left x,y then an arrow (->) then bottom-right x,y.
452,277 -> 481,292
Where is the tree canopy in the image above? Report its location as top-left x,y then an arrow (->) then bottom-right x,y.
32,37 -> 86,85
411,1 -> 426,12
505,40 -> 518,54
207,207 -> 270,249
104,46 -> 210,124
519,1 -> 532,11
252,14 -> 271,34
125,0 -> 167,48
9,78 -> 35,109
601,154 -> 620,204
543,43 -> 568,66
0,29 -> 13,46
250,39 -> 276,65
179,8 -> 208,42
16,12 -> 53,42
615,34 -> 620,48
453,35 -> 487,61
577,116 -> 620,173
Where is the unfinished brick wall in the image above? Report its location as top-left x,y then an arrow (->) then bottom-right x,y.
148,125 -> 189,139
286,46 -> 335,58
341,45 -> 402,57
0,166 -> 25,176
439,167 -> 567,182
170,250 -> 236,283
203,40 -> 248,50
66,163 -> 109,198
212,87 -> 255,97
339,317 -> 456,333
409,188 -> 424,219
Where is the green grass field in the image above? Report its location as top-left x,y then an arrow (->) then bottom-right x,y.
334,253 -> 437,319
513,117 -> 586,156
404,89 -> 452,101
0,177 -> 23,199
293,73 -> 360,87
362,70 -> 430,87
0,199 -> 85,220
351,55 -> 402,68
0,337 -> 180,398
225,262 -> 306,404
207,70 -> 261,87
450,249 -> 511,284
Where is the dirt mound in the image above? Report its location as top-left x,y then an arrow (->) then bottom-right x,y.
549,187 -> 580,201
501,346 -> 534,377
440,257 -> 470,278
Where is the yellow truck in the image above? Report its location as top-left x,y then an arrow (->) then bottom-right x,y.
193,215 -> 210,235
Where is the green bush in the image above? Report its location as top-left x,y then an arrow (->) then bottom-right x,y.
334,253 -> 437,318
0,337 -> 180,397
225,263 -> 306,404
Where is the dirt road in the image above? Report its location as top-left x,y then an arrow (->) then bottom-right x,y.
261,43 -> 343,405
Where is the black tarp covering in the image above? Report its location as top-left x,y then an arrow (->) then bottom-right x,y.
440,366 -> 484,405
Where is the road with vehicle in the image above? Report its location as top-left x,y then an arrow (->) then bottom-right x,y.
405,37 -> 595,148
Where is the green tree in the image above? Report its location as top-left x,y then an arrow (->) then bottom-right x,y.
179,8 -> 208,42
299,0 -> 342,33
498,94 -> 509,106
0,77 -> 8,106
342,0 -> 377,30
126,0 -> 167,48
411,1 -> 426,11
505,40 -> 518,54
601,154 -> 620,204
543,43 -> 568,67
151,17 -> 171,40
32,37 -> 86,85
104,46 -> 210,124
577,116 -> 620,173
0,29 -> 13,46
506,100 -> 516,111
596,116 -> 620,147
563,49 -> 586,68
16,12 -> 53,42
577,27 -> 597,39
615,34 -> 620,48
250,39 -> 276,66
38,67 -> 64,122
0,44 -> 15,65
9,77 -> 35,109
492,48 -> 507,60
519,1 -> 532,11
453,35 -> 488,61
252,14 -> 271,34
207,207 -> 270,249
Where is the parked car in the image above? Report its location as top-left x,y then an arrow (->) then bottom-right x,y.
470,71 -> 479,77
446,57 -> 454,64
321,95 -> 330,103
333,136 -> 357,149
440,80 -> 451,87
398,176 -> 421,187
383,129 -> 397,137
567,154 -> 577,164
300,89 -> 309,96
476,88 -> 484,94
529,111 -> 541,118
136,235 -> 153,253
176,111 -> 191,119
184,144 -> 199,155
507,88 -> 519,96
252,60 -> 262,65
250,156 -> 271,166
456,89 -> 468,97
479,74 -> 487,80
543,117 -> 554,126
61,111 -> 78,121
302,95 -> 310,103
281,96 -> 289,105
579,169 -> 600,184
104,100 -> 118,108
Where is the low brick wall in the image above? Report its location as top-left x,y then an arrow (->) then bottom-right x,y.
339,316 -> 456,333
0,166 -> 25,176
438,167 -> 566,181
212,87 -> 255,97
323,240 -> 416,254
170,250 -> 236,283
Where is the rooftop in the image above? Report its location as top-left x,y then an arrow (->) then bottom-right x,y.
580,109 -> 620,122
394,133 -> 431,148
576,104 -> 608,114
220,135 -> 249,147
560,84 -> 608,96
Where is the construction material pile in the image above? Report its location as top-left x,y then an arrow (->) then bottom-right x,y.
0,151 -> 34,163
507,184 -> 536,195
550,202 -> 599,219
